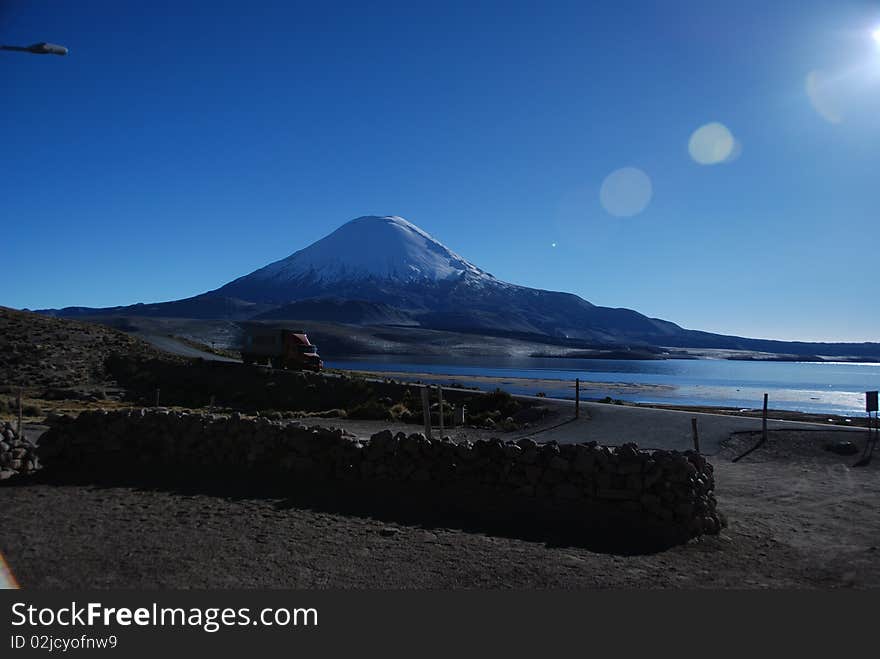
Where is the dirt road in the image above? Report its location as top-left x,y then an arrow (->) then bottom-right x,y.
303,396 -> 867,456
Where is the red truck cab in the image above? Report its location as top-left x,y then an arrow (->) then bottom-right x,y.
241,326 -> 323,371
283,330 -> 323,371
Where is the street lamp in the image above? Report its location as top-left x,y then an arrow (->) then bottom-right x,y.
0,42 -> 68,56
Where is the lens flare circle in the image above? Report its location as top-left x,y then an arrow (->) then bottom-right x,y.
688,122 -> 735,165
599,167 -> 653,218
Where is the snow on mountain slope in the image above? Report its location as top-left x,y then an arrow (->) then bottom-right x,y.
251,216 -> 493,284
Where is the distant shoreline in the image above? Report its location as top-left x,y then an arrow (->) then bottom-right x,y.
332,367 -> 871,425
529,350 -> 880,364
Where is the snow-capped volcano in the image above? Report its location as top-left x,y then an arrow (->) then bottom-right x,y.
38,213 -> 880,356
202,214 -> 681,342
44,214 -> 689,344
212,215 -> 514,306
250,216 -> 492,284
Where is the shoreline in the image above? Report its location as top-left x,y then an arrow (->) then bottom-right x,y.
531,352 -> 880,364
332,367 -> 873,428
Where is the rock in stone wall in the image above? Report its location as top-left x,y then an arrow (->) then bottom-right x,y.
0,421 -> 40,480
37,409 -> 722,543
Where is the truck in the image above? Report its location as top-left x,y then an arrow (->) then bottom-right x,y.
240,326 -> 323,371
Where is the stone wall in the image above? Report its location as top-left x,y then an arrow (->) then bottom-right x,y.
0,421 -> 40,480
36,409 -> 722,545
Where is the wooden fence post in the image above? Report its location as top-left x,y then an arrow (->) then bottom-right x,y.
437,386 -> 444,437
575,378 -> 580,418
421,386 -> 432,440
691,417 -> 700,453
762,393 -> 768,444
733,393 -> 772,463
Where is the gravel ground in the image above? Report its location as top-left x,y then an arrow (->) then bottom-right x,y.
1,429 -> 878,589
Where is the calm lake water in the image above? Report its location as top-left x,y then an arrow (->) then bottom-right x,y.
326,355 -> 880,416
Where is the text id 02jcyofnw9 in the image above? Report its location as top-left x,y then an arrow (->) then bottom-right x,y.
11,634 -> 119,652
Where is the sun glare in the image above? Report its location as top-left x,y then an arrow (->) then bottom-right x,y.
873,27 -> 880,46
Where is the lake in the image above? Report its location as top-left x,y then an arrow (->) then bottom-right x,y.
325,355 -> 880,416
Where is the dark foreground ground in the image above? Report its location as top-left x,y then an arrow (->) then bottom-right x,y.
1,429 -> 878,589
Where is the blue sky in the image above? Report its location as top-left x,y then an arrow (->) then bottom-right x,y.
2,0 -> 879,341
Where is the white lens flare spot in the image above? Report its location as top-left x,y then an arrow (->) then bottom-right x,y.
599,167 -> 653,218
806,70 -> 843,124
551,242 -> 557,248
688,122 -> 736,165
873,28 -> 880,46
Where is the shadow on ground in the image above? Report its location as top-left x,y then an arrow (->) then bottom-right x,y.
4,468 -> 691,556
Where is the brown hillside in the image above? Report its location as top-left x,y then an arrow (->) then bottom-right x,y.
0,306 -> 175,391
